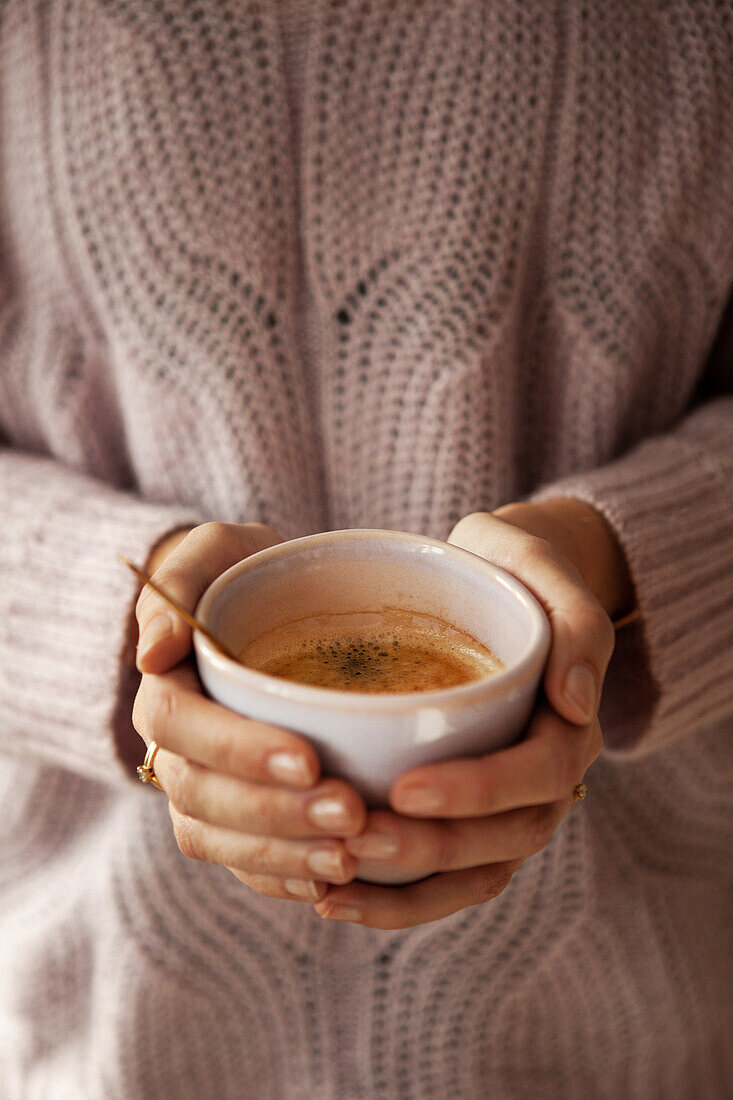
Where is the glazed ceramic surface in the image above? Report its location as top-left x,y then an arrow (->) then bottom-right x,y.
194,529 -> 550,883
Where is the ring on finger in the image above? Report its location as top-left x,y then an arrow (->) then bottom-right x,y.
137,741 -> 165,791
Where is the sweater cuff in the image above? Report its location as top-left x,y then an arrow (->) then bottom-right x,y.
0,451 -> 205,787
529,402 -> 733,755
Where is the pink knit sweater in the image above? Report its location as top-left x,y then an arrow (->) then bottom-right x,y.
1,2 -> 732,1097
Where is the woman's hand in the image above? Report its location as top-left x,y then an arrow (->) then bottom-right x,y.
310,500 -> 629,929
132,522 -> 367,903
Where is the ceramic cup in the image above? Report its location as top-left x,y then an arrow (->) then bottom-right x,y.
193,529 -> 551,884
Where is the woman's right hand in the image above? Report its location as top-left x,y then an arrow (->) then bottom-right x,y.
132,522 -> 366,902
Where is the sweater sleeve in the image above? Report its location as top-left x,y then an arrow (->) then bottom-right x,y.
529,393 -> 733,757
0,448 -> 206,787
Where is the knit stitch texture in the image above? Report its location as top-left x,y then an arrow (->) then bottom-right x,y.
1,2 -> 732,1097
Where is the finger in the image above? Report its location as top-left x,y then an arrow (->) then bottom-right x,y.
135,521 -> 282,674
313,860 -> 522,930
153,747 -> 367,839
390,705 -> 602,817
168,805 -> 358,885
345,799 -> 572,875
139,661 -> 321,788
227,868 -> 329,903
448,512 -> 615,725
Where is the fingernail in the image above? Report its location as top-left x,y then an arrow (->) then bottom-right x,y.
345,831 -> 399,861
564,663 -> 598,722
315,902 -> 363,923
137,613 -> 173,661
267,752 -> 315,788
395,786 -> 445,815
285,879 -> 325,900
306,849 -> 349,880
307,798 -> 354,832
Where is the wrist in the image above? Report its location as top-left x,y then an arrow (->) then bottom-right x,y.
493,498 -> 635,620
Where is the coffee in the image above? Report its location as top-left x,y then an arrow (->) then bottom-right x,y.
237,608 -> 503,694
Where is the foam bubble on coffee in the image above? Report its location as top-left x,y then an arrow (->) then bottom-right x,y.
237,609 -> 503,694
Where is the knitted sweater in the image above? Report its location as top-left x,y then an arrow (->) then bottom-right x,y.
1,2 -> 732,1097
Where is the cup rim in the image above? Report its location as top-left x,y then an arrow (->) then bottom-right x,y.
193,528 -> 551,712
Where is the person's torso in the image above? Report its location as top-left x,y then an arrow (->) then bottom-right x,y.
1,0 -> 733,544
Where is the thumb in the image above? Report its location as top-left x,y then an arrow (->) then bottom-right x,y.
135,522 -> 283,674
448,512 -> 615,726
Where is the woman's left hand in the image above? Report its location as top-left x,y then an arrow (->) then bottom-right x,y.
312,500 -> 631,929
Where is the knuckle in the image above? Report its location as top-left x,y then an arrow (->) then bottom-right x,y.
173,814 -> 204,862
197,520 -> 231,541
196,521 -> 242,555
433,823 -> 459,872
522,533 -> 557,566
245,788 -> 278,835
474,756 -> 502,810
209,730 -> 239,775
447,511 -> 490,544
195,521 -> 269,566
167,760 -> 198,817
241,836 -> 272,874
146,682 -> 178,740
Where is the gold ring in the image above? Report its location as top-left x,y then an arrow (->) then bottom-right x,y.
572,783 -> 587,803
137,740 -> 164,791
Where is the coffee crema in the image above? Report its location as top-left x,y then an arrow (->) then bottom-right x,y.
237,609 -> 503,694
